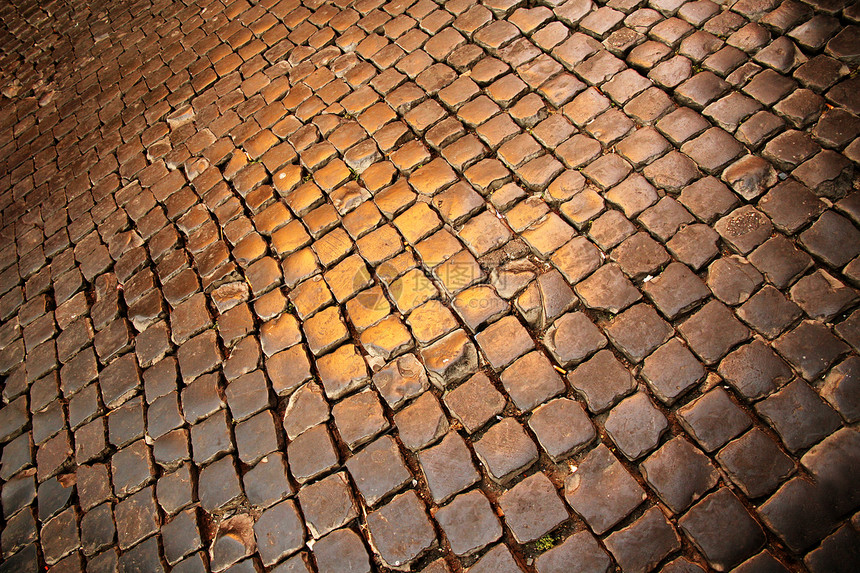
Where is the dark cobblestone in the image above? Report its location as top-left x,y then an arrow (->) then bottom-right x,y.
0,1 -> 857,570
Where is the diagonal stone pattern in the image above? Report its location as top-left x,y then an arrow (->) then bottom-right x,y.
0,0 -> 858,571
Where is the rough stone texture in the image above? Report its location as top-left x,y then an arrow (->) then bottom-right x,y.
564,444 -> 646,534
497,472 -> 568,544
1,1 -> 857,570
679,488 -> 767,571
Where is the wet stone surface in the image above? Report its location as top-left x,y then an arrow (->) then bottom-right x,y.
0,0 -> 857,571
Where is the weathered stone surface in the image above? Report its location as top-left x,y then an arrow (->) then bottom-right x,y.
716,428 -> 795,499
474,418 -> 539,484
434,490 -> 502,557
498,472 -> 568,544
4,2 -> 857,567
567,350 -> 636,413
419,432 -> 480,504
604,392 -> 669,460
366,491 -> 436,570
604,507 -> 681,573
678,488 -> 766,571
564,444 -> 646,534
641,436 -> 720,513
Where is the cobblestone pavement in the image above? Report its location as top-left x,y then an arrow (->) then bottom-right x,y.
0,0 -> 859,571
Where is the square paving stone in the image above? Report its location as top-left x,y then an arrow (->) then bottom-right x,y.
346,435 -> 411,507
466,542 -> 524,573
534,529 -> 611,573
147,391 -> 183,439
443,372 -> 506,434
773,320 -> 849,381
475,315 -> 534,371
747,236 -> 812,290
77,463 -> 112,513
117,536 -> 163,573
298,472 -> 358,539
1,432 -> 32,482
177,330 -> 222,382
604,506 -> 681,573
41,506 -> 80,565
575,263 -> 641,314
144,356 -> 178,405
567,349 -> 636,413
371,354 -> 429,411
283,381 -> 329,440
715,428 -> 795,499
542,311 -> 607,368
2,472 -> 36,519
454,285 -> 509,333
714,206 -> 773,255
500,351 -> 565,412
642,262 -> 710,321
394,390 -> 449,451
313,528 -> 370,573
755,379 -> 842,453
3,506 -> 37,557
640,436 -> 720,514
789,269 -> 857,322
170,293 -> 212,345
288,423 -> 340,484
161,509 -> 202,565
111,439 -> 154,498
718,339 -> 793,401
316,344 -> 370,400
736,285 -> 802,340
800,428 -> 860,522
198,455 -> 243,512
181,372 -> 223,424
604,391 -> 669,460
474,417 -> 539,484
303,305 -> 349,357
99,353 -> 140,409
235,410 -> 280,466
260,312 -> 302,357
266,344 -> 312,397
799,210 -> 860,269
225,370 -> 270,423
191,409 -> 233,465
677,387 -> 752,452
366,490 -> 436,569
678,488 -> 766,571
243,453 -> 293,508
605,303 -> 674,364
757,474 -> 839,555
420,330 -> 479,389
678,300 -> 750,365
153,428 -> 190,471
564,444 -> 645,535
254,499 -> 305,566
821,357 -> 860,423
611,231 -> 671,280
80,503 -> 115,557
332,388 -> 389,451
499,472 -> 569,544
156,463 -> 194,516
418,432 -> 480,504
528,397 -> 595,462
359,315 -> 414,362
434,489 -> 502,557
37,475 -> 74,522
114,486 -> 158,550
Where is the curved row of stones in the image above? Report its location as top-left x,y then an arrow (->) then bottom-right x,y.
0,0 -> 858,572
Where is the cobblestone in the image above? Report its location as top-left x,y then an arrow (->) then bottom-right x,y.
0,0 -> 856,570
